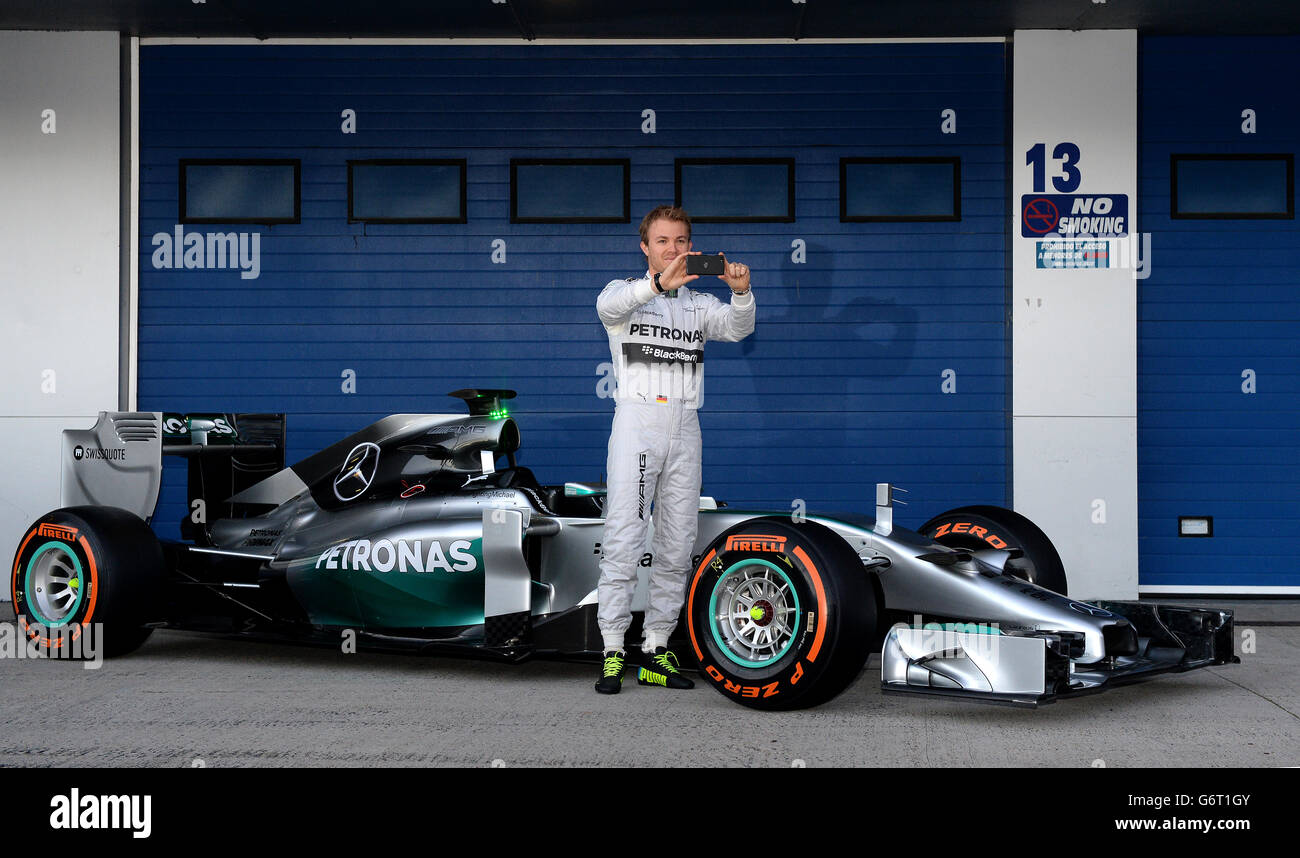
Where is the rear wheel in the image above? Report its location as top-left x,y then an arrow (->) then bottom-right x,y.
11,506 -> 164,657
686,517 -> 875,710
918,505 -> 1068,595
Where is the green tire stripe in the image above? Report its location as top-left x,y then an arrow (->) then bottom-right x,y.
708,557 -> 801,669
23,541 -> 85,628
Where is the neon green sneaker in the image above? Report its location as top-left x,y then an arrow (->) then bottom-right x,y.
595,650 -> 626,694
636,647 -> 695,690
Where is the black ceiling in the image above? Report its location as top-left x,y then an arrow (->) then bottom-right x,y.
0,0 -> 1294,40
2,0 -> 1298,40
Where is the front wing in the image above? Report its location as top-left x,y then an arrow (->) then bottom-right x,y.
881,601 -> 1238,707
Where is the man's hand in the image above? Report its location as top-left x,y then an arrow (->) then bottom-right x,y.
718,253 -> 751,294
657,252 -> 700,292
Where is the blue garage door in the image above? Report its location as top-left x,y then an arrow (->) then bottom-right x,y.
1139,37 -> 1300,590
138,42 -> 1008,534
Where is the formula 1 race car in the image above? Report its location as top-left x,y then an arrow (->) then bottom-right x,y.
11,390 -> 1237,710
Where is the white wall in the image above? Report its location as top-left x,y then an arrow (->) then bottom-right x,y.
0,31 -> 121,600
1012,30 -> 1138,598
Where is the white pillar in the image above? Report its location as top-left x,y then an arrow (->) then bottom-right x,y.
0,31 -> 121,599
1012,30 -> 1138,598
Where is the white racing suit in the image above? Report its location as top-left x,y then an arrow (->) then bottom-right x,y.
595,272 -> 756,651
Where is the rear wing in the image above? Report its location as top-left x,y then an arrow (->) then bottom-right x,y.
62,413 -> 165,522
61,412 -> 286,531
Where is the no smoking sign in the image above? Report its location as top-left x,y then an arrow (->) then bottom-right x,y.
1022,197 -> 1059,234
1021,193 -> 1128,238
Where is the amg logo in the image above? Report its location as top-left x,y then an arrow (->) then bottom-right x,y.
37,523 -> 78,542
446,424 -> 488,436
725,534 -> 788,554
628,323 -> 705,343
637,452 -> 648,520
49,788 -> 151,839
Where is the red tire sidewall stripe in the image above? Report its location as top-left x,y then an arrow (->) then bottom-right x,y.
78,535 -> 98,628
11,527 -> 38,617
686,548 -> 717,662
12,523 -> 99,646
791,545 -> 827,663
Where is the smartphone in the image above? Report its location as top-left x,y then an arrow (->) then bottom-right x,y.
685,254 -> 726,276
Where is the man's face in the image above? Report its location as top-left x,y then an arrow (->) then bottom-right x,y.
640,218 -> 692,276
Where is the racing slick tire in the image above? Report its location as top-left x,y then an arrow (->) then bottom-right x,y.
11,506 -> 164,657
919,505 -> 1068,596
686,517 -> 876,711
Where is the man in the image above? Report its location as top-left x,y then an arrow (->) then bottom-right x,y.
593,205 -> 755,694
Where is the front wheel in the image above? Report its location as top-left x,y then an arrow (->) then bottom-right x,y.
11,506 -> 164,657
918,505 -> 1068,595
686,517 -> 876,711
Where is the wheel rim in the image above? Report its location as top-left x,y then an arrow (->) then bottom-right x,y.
708,558 -> 801,668
24,541 -> 85,627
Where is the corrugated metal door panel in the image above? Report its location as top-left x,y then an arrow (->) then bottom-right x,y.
1139,36 -> 1300,589
139,42 -> 1007,534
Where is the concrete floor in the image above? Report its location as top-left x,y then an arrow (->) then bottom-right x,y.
1,601 -> 1296,768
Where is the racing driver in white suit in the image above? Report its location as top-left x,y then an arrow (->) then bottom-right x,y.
593,205 -> 755,694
